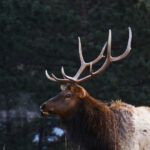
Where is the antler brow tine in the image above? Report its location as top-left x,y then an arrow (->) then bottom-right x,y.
45,70 -> 57,82
45,70 -> 69,83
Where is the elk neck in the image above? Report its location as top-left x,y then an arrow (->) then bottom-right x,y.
60,94 -> 119,150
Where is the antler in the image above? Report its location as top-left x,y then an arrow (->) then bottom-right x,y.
45,27 -> 132,84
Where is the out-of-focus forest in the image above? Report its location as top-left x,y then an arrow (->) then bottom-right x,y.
0,0 -> 150,150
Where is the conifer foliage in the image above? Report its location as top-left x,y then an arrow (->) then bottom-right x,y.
0,0 -> 150,150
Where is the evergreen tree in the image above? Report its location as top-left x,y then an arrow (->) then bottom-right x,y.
0,0 -> 150,150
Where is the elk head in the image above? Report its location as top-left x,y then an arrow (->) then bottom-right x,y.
40,83 -> 87,118
40,27 -> 132,118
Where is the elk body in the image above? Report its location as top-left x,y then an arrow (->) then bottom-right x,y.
40,28 -> 150,150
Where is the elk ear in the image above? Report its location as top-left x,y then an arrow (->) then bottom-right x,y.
78,86 -> 87,98
71,84 -> 87,98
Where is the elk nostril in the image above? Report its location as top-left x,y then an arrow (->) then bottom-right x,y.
40,104 -> 46,111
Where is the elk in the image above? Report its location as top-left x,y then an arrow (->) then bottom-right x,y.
40,27 -> 150,150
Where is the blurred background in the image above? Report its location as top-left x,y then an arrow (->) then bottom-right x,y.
0,0 -> 150,150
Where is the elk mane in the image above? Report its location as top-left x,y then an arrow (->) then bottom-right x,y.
60,95 -> 134,150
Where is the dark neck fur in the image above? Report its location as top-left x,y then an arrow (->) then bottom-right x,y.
61,95 -> 119,150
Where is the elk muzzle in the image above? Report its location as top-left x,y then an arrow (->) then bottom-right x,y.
40,102 -> 54,116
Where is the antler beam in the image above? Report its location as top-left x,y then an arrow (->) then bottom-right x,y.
45,27 -> 132,84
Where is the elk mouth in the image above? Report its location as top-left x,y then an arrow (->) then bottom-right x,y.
41,110 -> 53,116
42,111 -> 51,115
40,104 -> 54,116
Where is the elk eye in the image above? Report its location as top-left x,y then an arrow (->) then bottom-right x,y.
65,93 -> 71,98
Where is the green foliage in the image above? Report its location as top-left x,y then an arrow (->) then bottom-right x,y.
0,0 -> 150,150
0,0 -> 150,106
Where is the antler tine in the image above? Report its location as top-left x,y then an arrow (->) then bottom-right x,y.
89,62 -> 93,76
45,70 -> 69,83
110,27 -> 132,62
45,70 -> 57,82
78,37 -> 86,65
90,42 -> 107,65
73,37 -> 88,79
60,37 -> 87,81
61,67 -> 77,83
107,29 -> 112,59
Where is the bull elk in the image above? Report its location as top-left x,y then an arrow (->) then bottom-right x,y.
40,27 -> 150,150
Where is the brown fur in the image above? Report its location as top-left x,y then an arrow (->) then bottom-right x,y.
41,84 -> 135,150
